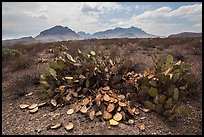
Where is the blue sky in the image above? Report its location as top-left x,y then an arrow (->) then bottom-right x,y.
2,2 -> 202,40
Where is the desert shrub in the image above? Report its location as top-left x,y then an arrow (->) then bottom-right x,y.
125,44 -> 138,54
8,74 -> 40,99
167,50 -> 185,62
157,46 -> 164,51
171,54 -> 185,62
163,44 -> 170,49
192,47 -> 202,56
12,44 -> 35,53
2,47 -> 22,60
3,54 -> 35,72
14,55 -> 33,70
138,38 -> 156,49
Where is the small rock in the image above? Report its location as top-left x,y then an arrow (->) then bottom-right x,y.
140,117 -> 146,120
101,122 -> 106,125
118,123 -> 126,129
138,119 -> 143,123
35,128 -> 42,133
81,118 -> 86,122
108,126 -> 112,129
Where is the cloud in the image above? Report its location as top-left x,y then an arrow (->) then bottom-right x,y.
170,4 -> 202,16
81,4 -> 101,13
83,2 -> 124,11
22,11 -> 48,20
193,23 -> 202,28
192,23 -> 202,32
139,6 -> 172,18
116,3 -> 202,36
2,10 -> 48,32
2,2 -> 49,34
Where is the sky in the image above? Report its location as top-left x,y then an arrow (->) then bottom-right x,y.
2,2 -> 202,40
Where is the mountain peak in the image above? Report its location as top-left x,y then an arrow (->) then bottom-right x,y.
92,26 -> 155,38
53,25 -> 70,30
37,25 -> 74,36
77,31 -> 92,39
54,25 -> 63,28
115,27 -> 123,29
35,25 -> 81,42
130,26 -> 139,29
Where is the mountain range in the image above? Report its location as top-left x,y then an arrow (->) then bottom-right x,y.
168,32 -> 202,38
2,36 -> 38,46
2,25 -> 202,46
77,31 -> 92,39
80,26 -> 157,39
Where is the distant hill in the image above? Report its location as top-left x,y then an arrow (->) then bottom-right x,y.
77,31 -> 92,39
2,36 -> 37,46
35,25 -> 81,42
92,26 -> 157,38
168,32 -> 202,38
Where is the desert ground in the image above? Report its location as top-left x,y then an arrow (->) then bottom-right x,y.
2,38 -> 202,135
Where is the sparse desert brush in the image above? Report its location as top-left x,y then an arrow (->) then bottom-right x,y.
172,54 -> 185,62
9,73 -> 40,99
189,39 -> 202,55
4,55 -> 34,72
2,47 -> 22,60
2,46 -> 36,72
138,38 -> 156,48
11,44 -> 35,53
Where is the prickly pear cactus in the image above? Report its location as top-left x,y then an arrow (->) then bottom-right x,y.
39,44 -> 194,122
137,54 -> 194,120
39,45 -> 133,103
